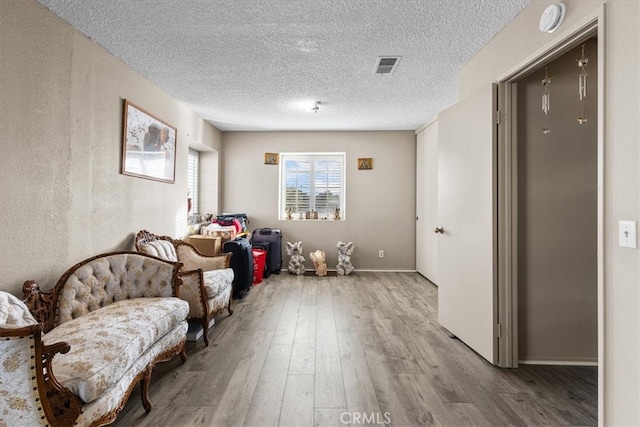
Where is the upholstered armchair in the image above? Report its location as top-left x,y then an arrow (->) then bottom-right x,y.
1,291 -> 72,427
135,230 -> 234,346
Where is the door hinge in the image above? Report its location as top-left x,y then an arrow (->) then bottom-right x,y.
496,323 -> 503,338
495,110 -> 502,125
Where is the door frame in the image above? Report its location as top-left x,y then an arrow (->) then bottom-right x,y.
495,5 -> 605,424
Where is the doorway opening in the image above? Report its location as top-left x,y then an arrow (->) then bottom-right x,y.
496,9 -> 603,424
516,37 -> 598,365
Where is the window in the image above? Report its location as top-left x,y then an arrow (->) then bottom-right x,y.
279,153 -> 345,220
187,148 -> 199,219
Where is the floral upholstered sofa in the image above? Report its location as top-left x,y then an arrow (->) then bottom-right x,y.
135,230 -> 234,346
0,252 -> 189,427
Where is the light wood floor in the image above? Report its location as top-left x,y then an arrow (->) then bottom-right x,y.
113,272 -> 597,427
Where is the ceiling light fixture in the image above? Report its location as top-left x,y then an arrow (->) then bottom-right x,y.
311,102 -> 321,113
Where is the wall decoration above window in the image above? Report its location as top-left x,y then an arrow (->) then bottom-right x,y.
121,100 -> 177,183
264,152 -> 279,165
357,157 -> 373,170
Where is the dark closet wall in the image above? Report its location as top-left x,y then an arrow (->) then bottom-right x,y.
517,37 -> 598,363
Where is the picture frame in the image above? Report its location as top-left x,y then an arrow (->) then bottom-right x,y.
357,157 -> 373,170
121,100 -> 177,183
264,152 -> 279,165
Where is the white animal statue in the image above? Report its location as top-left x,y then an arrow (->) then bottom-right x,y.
309,250 -> 328,276
336,241 -> 355,275
286,241 -> 306,275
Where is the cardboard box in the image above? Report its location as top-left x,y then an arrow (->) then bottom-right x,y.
187,234 -> 222,256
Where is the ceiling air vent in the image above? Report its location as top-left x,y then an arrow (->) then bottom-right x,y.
375,56 -> 401,75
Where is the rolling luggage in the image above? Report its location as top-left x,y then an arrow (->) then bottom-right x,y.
251,241 -> 272,278
223,237 -> 254,298
251,228 -> 282,274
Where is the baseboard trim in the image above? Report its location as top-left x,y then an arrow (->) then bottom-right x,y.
519,359 -> 598,367
280,268 -> 418,274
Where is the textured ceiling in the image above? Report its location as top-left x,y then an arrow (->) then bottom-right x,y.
36,0 -> 530,131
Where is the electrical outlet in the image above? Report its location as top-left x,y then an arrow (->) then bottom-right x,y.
619,220 -> 637,248
379,250 -> 384,258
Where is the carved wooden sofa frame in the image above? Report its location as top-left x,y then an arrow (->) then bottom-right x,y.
134,230 -> 234,346
8,251 -> 190,427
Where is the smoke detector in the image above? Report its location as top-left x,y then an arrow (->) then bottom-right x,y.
539,3 -> 566,33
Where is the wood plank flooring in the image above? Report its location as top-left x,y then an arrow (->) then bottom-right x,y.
112,272 -> 597,427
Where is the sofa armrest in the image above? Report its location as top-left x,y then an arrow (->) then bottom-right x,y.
175,242 -> 232,272
0,324 -> 82,427
177,269 -> 207,319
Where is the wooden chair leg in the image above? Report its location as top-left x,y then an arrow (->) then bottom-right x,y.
179,348 -> 188,363
227,297 -> 234,315
141,367 -> 153,413
202,319 -> 210,346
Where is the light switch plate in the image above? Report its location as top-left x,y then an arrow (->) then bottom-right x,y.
619,220 -> 637,249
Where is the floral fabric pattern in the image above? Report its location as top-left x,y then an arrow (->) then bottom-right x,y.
178,272 -> 205,318
43,298 -> 188,403
56,254 -> 177,325
177,269 -> 232,320
0,333 -> 48,426
73,322 -> 187,427
202,268 -> 234,299
206,285 -> 232,318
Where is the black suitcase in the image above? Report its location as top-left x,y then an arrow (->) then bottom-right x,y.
251,228 -> 282,274
252,241 -> 272,278
223,238 -> 254,298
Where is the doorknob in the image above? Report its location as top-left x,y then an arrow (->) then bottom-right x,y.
434,226 -> 444,234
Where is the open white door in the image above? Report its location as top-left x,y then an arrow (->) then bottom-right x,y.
416,122 -> 439,282
437,84 -> 497,364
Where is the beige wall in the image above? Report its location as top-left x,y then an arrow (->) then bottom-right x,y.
517,40 -> 598,363
221,131 -> 416,271
0,0 -> 221,296
458,1 -> 639,424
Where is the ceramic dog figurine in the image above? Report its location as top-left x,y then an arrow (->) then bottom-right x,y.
286,241 -> 306,275
310,250 -> 327,276
336,241 -> 355,275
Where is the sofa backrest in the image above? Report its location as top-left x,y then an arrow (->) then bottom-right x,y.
138,240 -> 178,262
0,291 -> 37,328
53,252 -> 180,327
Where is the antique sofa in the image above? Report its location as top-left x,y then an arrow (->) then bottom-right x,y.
0,252 -> 189,427
135,230 -> 234,346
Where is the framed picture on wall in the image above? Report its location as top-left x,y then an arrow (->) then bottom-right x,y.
121,100 -> 177,183
357,157 -> 373,170
264,152 -> 279,165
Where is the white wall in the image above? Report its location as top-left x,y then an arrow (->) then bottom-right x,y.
221,131 -> 416,271
458,1 -> 639,424
0,0 -> 221,296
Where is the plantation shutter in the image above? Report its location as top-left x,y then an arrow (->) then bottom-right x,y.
187,148 -> 199,214
280,153 -> 345,220
283,157 -> 311,215
313,156 -> 343,216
